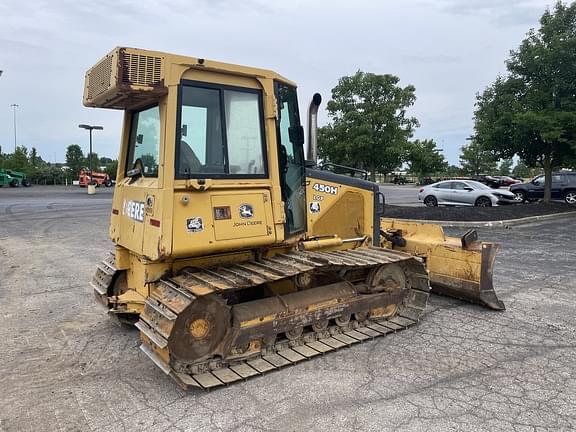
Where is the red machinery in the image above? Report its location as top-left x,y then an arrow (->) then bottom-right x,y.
79,169 -> 113,187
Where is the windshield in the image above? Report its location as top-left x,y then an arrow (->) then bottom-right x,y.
176,83 -> 266,178
467,180 -> 491,190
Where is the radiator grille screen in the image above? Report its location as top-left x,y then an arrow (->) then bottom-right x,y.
86,55 -> 113,100
121,53 -> 162,86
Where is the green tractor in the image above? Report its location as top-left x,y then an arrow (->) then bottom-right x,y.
0,169 -> 32,187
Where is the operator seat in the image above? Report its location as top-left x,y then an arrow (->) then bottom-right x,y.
179,140 -> 202,174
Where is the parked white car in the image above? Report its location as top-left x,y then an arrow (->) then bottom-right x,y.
418,180 -> 516,207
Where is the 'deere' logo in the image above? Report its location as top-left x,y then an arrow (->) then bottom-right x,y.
239,204 -> 254,219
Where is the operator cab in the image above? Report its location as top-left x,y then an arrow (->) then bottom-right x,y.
84,47 -> 307,259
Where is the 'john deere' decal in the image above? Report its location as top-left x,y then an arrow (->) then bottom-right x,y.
123,200 -> 145,222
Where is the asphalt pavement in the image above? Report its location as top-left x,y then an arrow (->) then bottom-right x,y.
0,186 -> 575,432
379,184 -> 421,206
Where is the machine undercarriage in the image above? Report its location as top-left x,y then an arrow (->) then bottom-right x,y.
94,247 -> 429,389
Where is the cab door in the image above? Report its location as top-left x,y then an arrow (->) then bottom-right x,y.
551,174 -> 564,199
528,176 -> 544,199
433,181 -> 453,204
275,82 -> 306,237
112,105 -> 162,256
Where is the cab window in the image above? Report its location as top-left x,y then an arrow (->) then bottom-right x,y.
126,105 -> 160,177
176,82 -> 267,178
275,82 -> 306,235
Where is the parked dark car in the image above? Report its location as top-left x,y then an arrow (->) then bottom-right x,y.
509,172 -> 576,204
471,174 -> 501,188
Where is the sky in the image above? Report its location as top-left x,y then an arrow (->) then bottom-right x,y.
0,0 -> 556,165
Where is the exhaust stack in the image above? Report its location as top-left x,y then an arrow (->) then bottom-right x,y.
306,93 -> 322,165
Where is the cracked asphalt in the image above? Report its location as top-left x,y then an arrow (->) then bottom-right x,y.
0,186 -> 575,432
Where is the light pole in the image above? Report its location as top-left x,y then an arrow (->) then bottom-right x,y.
78,124 -> 103,186
11,104 -> 18,152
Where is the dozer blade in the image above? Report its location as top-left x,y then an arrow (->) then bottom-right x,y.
380,219 -> 505,310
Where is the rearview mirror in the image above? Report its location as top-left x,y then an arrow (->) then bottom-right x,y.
288,125 -> 305,146
464,187 -> 473,191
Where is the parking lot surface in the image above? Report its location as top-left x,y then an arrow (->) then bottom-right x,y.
1,186 -> 575,432
379,184 -> 421,206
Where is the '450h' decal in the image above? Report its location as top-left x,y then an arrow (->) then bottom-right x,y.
312,183 -> 338,195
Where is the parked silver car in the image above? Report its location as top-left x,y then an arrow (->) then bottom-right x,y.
418,180 -> 516,207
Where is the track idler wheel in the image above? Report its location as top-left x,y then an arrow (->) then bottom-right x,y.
366,264 -> 407,319
168,295 -> 231,363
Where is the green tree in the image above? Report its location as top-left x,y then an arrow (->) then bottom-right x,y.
66,144 -> 84,178
459,140 -> 498,175
30,147 -> 39,168
85,152 -> 100,172
445,165 -> 462,177
512,162 -> 530,179
318,71 -> 419,181
498,158 -> 513,176
512,160 -> 540,179
474,1 -> 576,201
4,146 -> 30,173
104,160 -> 118,180
0,145 -> 6,168
404,139 -> 448,177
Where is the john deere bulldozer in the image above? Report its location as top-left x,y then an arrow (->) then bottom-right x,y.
85,47 -> 503,390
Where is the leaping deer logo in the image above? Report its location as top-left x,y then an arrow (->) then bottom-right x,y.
239,204 -> 254,219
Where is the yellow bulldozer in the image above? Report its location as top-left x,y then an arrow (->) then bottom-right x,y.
85,47 -> 504,390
